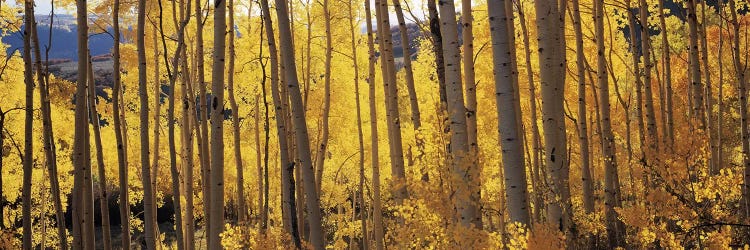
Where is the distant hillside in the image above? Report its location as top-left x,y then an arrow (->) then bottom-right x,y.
2,14 -> 114,61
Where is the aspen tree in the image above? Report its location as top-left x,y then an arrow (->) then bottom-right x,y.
150,25 -> 162,232
274,0 -> 326,247
427,0 -> 446,106
138,0 -> 157,247
571,0 -> 594,214
392,0 -> 421,128
226,0 -> 247,225
687,0 -> 704,127
517,0 -> 544,221
346,0 -> 368,246
641,0 -> 658,153
157,0 -> 192,246
315,0 -> 333,194
534,0 -> 571,233
596,0 -> 624,246
208,0 -> 227,247
657,0 -> 674,146
195,0 -> 212,234
259,0 -> 300,244
86,55 -> 112,250
32,7 -> 68,248
489,0 -> 530,226
112,0 -> 131,245
374,0 -> 408,203
72,0 -> 96,247
437,0 -> 476,227
729,0 -> 750,218
21,0 -> 34,247
364,0 -> 384,247
626,0 -> 646,160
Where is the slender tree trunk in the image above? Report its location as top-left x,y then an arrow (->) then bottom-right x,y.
626,1 -> 646,161
517,2 -> 544,222
137,0 -> 157,247
641,0 -> 658,154
489,0 -> 530,226
729,0 -> 750,218
687,0 -> 704,128
715,0 -> 725,174
195,0 -> 212,235
181,44 -> 196,250
274,0 -> 326,246
463,0 -> 483,228
111,0 -> 131,246
314,0 -> 333,194
259,0 -> 300,244
21,1 -> 34,248
226,0 -> 247,225
427,0 -> 446,106
364,0 -> 384,247
392,0 -> 421,129
596,0 -> 624,246
72,0 -> 96,247
699,0 -> 715,171
571,0 -> 594,214
87,55 -> 113,250
657,0 -> 674,147
208,0 -> 227,247
150,25 -> 162,233
346,0 -> 368,247
374,0 -> 409,204
33,6 -> 68,248
156,0 -> 192,247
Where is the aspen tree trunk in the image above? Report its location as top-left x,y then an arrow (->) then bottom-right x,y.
21,0 -> 34,248
374,0 -> 408,203
255,96 -> 267,229
364,0 -> 384,247
517,2 -> 544,222
315,0 -> 333,194
72,0 -> 96,247
716,0 -> 725,174
304,7 -> 312,109
111,0 -> 131,245
273,0 -> 326,247
347,0 -> 368,246
181,47 -> 196,250
86,56 -> 113,250
626,1 -> 646,161
259,0 -> 300,244
729,0 -> 750,218
571,0 -> 594,214
137,0 -> 157,247
464,0 -> 482,228
534,0 -> 571,233
195,0 -> 212,234
437,0 -> 476,227
427,0 -> 446,106
657,0 -> 674,146
640,0 -> 658,154
151,25 -> 162,231
699,0 -> 715,171
157,0 -> 192,246
489,0 -> 530,226
32,8 -> 68,248
687,0 -> 704,127
392,0 -> 421,129
226,0 -> 247,225
595,0 -> 624,246
208,0 -> 227,247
